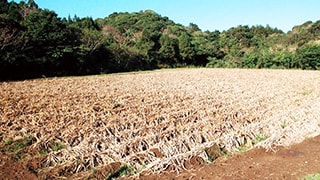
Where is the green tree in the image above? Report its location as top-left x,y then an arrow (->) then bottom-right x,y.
70,17 -> 100,30
296,44 -> 320,70
191,30 -> 223,66
159,34 -> 179,66
24,10 -> 66,45
18,9 -> 80,77
27,0 -> 38,9
0,15 -> 24,57
310,20 -> 320,35
273,51 -> 295,69
188,22 -> 201,32
134,29 -> 157,68
241,51 -> 258,68
0,0 -> 8,13
178,32 -> 194,64
7,1 -> 22,21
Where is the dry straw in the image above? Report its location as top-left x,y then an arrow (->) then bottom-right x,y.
1,68 -> 319,177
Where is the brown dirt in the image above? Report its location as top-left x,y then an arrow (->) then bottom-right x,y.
134,135 -> 320,180
0,153 -> 37,180
1,136 -> 319,180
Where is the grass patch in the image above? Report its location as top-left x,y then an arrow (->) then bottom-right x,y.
235,146 -> 249,153
3,135 -> 35,153
106,165 -> 135,180
49,142 -> 65,152
36,142 -> 66,157
38,150 -> 49,156
219,149 -> 229,157
4,138 -> 13,146
235,134 -> 269,153
300,172 -> 320,180
253,134 -> 268,145
301,89 -> 314,96
1,135 -> 36,161
13,151 -> 22,161
205,144 -> 229,162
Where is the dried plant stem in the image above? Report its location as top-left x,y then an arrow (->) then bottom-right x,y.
1,68 -> 319,177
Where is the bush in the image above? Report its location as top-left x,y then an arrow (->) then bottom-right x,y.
296,44 -> 320,70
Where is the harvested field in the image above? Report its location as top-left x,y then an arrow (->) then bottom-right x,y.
1,68 -> 320,178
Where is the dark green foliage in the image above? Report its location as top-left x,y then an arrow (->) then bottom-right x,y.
296,44 -> 320,70
273,51 -> 295,69
0,1 -> 320,80
0,0 -> 9,14
310,20 -> 320,34
8,1 -> 22,21
178,32 -> 195,64
159,34 -> 179,66
16,9 -> 75,78
27,0 -> 38,9
188,23 -> 201,32
68,16 -> 100,30
23,9 -> 67,53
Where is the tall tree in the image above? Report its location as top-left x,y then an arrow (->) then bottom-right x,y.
296,44 -> 320,70
188,22 -> 201,32
0,0 -> 8,14
27,0 -> 38,9
178,32 -> 194,64
159,34 -> 179,66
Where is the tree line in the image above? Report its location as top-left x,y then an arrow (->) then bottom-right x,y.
1,0 -> 320,80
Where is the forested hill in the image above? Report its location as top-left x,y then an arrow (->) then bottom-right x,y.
1,0 -> 320,80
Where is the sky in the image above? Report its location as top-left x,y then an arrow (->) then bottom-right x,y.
15,0 -> 320,32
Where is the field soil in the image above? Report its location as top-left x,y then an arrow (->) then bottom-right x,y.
135,135 -> 320,180
1,135 -> 320,179
1,68 -> 320,179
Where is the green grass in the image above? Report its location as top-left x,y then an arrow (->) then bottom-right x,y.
37,150 -> 49,156
235,134 -> 269,153
3,135 -> 35,152
106,165 -> 135,180
50,142 -> 65,152
253,134 -> 268,144
36,142 -> 66,157
13,151 -> 22,161
235,146 -> 249,153
3,138 -> 13,146
300,172 -> 320,180
204,144 -> 230,163
36,142 -> 66,158
1,135 -> 36,161
219,149 -> 229,157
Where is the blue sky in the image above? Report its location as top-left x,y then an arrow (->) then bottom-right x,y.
15,0 -> 320,32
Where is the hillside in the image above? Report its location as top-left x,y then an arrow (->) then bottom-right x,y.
1,0 -> 320,80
